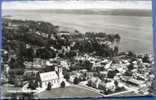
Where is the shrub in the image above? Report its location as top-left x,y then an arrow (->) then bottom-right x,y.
47,82 -> 52,90
73,77 -> 80,84
64,73 -> 70,81
60,81 -> 66,88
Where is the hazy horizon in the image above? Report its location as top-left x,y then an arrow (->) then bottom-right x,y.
2,0 -> 152,10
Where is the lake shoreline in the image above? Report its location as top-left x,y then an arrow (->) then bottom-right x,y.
2,12 -> 153,54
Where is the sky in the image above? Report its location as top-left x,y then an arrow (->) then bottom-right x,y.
2,0 -> 152,10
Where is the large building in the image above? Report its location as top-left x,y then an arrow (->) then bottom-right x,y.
39,60 -> 65,88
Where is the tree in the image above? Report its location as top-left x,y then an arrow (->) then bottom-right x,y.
36,47 -> 56,60
8,57 -> 16,69
113,46 -> 119,56
60,81 -> 66,88
107,34 -> 115,43
114,34 -> 121,43
124,70 -> 133,76
97,32 -> 106,37
73,77 -> 80,84
25,47 -> 34,62
143,54 -> 150,63
127,63 -> 134,70
66,51 -> 77,59
107,70 -> 118,78
127,51 -> 136,58
84,60 -> 93,71
75,30 -> 79,33
47,82 -> 52,90
17,25 -> 29,34
28,79 -> 37,90
64,72 -> 70,81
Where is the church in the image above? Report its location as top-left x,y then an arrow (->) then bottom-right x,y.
39,59 -> 65,88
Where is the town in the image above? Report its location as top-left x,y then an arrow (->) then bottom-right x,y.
1,18 -> 154,99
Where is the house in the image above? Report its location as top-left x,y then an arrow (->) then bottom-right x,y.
98,81 -> 106,90
60,60 -> 69,69
57,31 -> 70,37
105,80 -> 116,92
32,58 -> 46,69
39,71 -> 64,88
99,71 -> 107,78
88,77 -> 101,89
69,74 -> 77,83
85,72 -> 94,80
24,59 -> 46,70
104,61 -> 112,69
6,23 -> 19,30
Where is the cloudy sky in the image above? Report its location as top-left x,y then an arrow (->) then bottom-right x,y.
2,0 -> 152,10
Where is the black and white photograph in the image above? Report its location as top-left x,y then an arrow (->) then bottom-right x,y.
1,0 -> 154,99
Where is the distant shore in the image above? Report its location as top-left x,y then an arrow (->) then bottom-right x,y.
3,9 -> 152,17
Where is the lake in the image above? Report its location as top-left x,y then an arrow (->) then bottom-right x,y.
2,10 -> 153,54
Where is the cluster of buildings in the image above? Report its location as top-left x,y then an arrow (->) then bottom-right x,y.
66,53 -> 154,96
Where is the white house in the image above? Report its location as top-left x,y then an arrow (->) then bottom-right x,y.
88,77 -> 101,89
40,71 -> 64,88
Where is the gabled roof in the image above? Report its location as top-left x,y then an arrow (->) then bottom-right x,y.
40,71 -> 58,82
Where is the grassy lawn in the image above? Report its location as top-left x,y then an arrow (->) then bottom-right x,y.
110,91 -> 142,97
37,86 -> 103,99
1,84 -> 140,99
